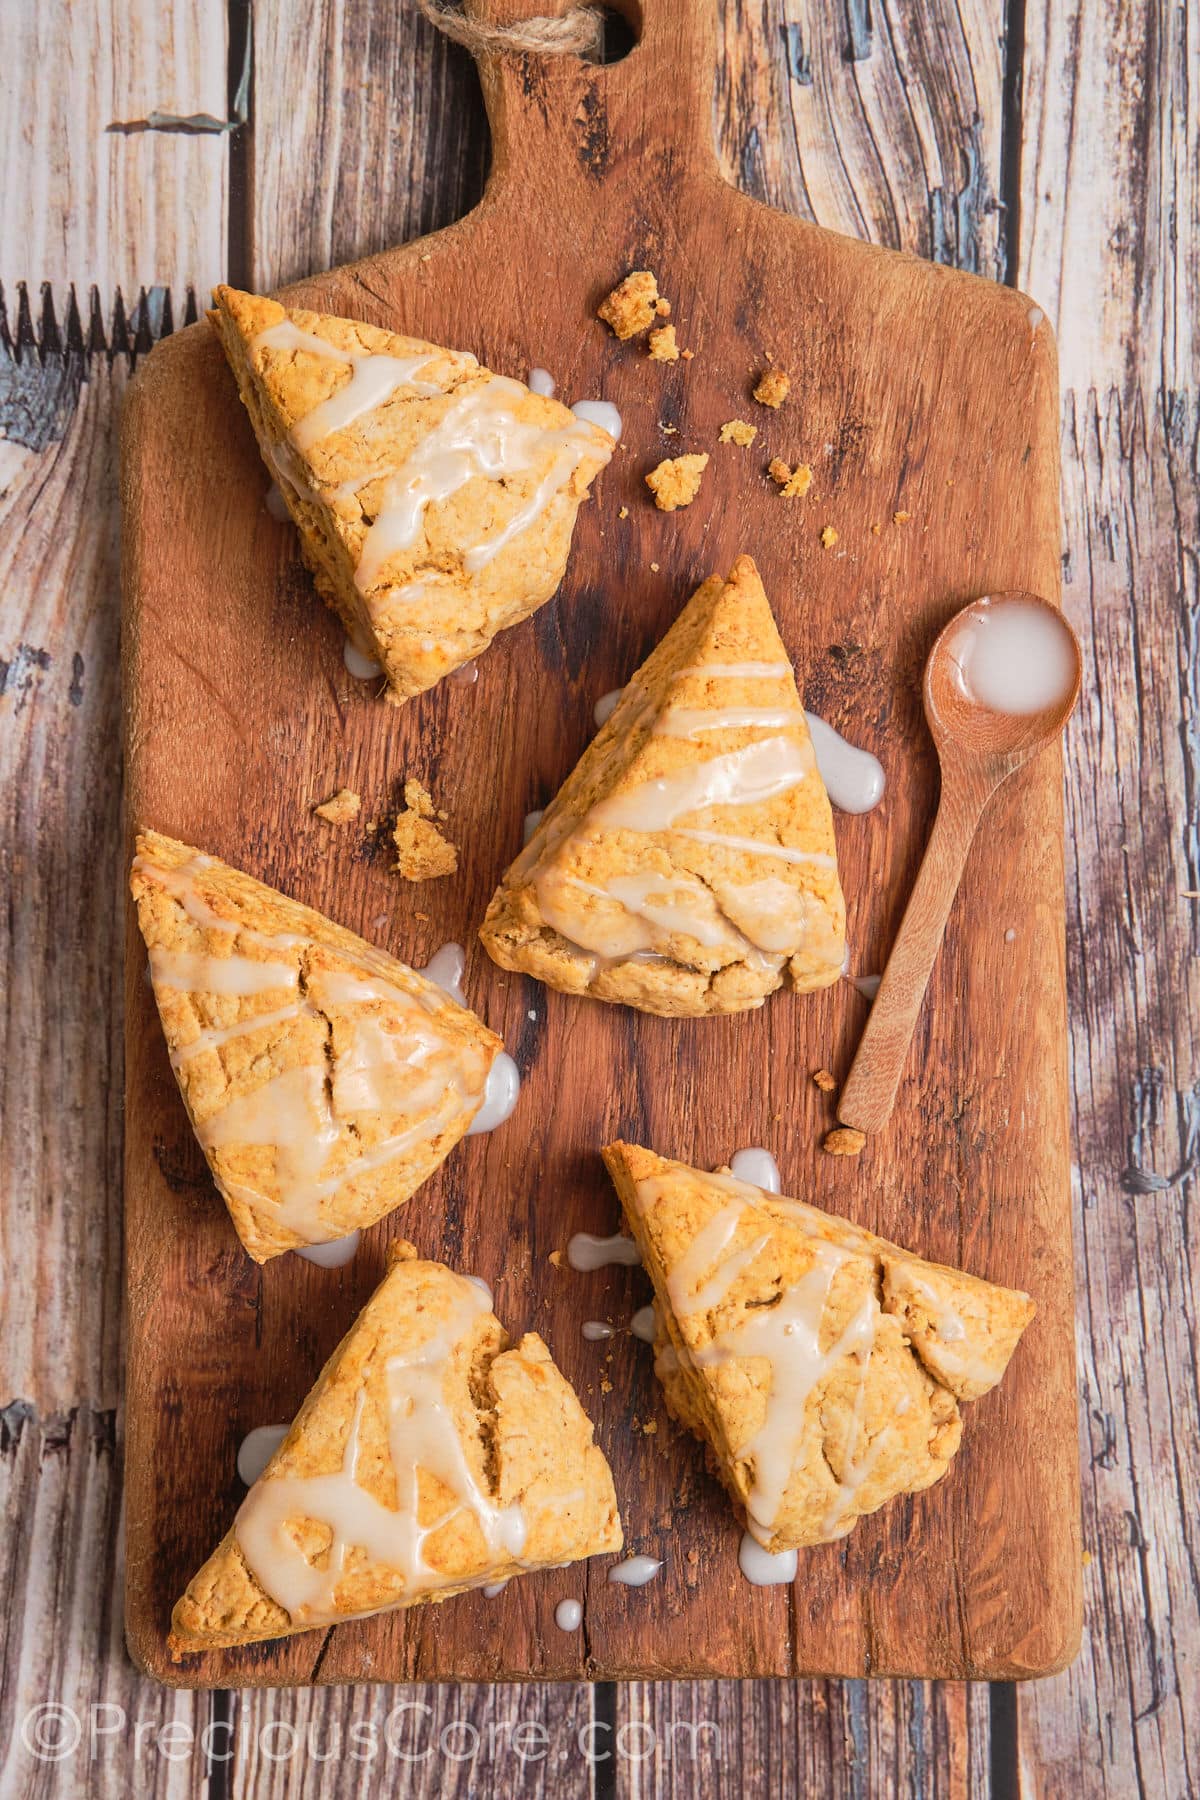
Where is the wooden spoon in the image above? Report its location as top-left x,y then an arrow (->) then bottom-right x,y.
833,592 -> 1082,1147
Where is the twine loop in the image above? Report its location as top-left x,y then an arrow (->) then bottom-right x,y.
415,0 -> 605,58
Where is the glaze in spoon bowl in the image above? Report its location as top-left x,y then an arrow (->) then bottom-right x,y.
924,590 -> 1082,770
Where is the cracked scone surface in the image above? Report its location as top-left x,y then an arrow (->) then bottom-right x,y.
603,1143 -> 1035,1551
170,1244 -> 623,1653
131,830 -> 501,1261
480,555 -> 846,1016
211,286 -> 614,704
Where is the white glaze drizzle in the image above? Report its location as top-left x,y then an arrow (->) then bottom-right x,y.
528,367 -> 556,397
803,712 -> 886,813
594,688 -> 624,727
567,1232 -> 642,1271
520,654 -> 839,973
466,1052 -> 521,1135
728,1147 -> 781,1193
237,1424 -> 289,1488
235,1278 -> 526,1622
343,637 -> 384,679
554,1598 -> 584,1631
571,399 -> 621,440
419,943 -> 468,1006
643,1172 -> 881,1543
738,1532 -> 797,1586
333,375 -> 603,590
587,738 -> 814,834
674,661 -> 793,680
630,1305 -> 658,1343
137,860 -> 492,1242
296,1230 -> 362,1269
945,597 -> 1077,716
608,1555 -> 663,1587
582,1320 -> 616,1341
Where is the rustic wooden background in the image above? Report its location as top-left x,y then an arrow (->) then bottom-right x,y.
0,0 -> 1195,1793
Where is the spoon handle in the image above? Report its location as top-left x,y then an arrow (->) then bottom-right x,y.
837,772 -> 990,1137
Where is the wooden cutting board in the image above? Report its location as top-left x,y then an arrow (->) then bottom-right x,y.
120,0 -> 1080,1686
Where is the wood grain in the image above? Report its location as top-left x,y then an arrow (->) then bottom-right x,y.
0,1 -> 229,302
2,0 -> 1196,1785
121,0 -> 1077,1688
1011,0 -> 1200,1791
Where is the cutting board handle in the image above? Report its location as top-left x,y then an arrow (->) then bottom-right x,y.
463,0 -> 720,197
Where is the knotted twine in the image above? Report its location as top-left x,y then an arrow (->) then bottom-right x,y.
414,0 -> 605,59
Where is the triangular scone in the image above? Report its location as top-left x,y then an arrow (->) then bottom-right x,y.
170,1243 -> 623,1652
603,1143 -> 1034,1551
210,287 -> 615,703
480,556 -> 846,1016
131,831 -> 504,1262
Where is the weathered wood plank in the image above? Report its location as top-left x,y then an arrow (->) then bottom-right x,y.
0,2 -> 229,300
1013,0 -> 1200,1792
225,1684 -> 598,1797
0,1403 -> 214,1800
1,0 -> 1194,1782
0,355 -> 127,1412
248,3 -> 489,292
616,1679 -> 993,1797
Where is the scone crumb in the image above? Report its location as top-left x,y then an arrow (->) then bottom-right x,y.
646,453 -> 709,511
654,296 -> 671,317
618,506 -> 630,519
719,418 -> 757,446
597,271 -> 660,339
824,1125 -> 866,1156
313,787 -> 361,825
393,785 -> 458,881
600,1378 -> 613,1394
648,324 -> 680,362
753,368 -> 791,408
403,778 -> 436,819
893,509 -> 911,525
642,1419 -> 658,1435
768,457 -> 812,498
871,522 -> 883,535
549,1249 -> 565,1268
650,561 -> 661,572
820,524 -> 839,549
813,1068 -> 837,1092
682,348 -> 695,361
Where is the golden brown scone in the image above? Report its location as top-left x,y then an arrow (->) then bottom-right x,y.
131,831 -> 502,1260
603,1142 -> 1034,1552
210,287 -> 614,705
170,1244 -> 622,1653
479,555 -> 846,1017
